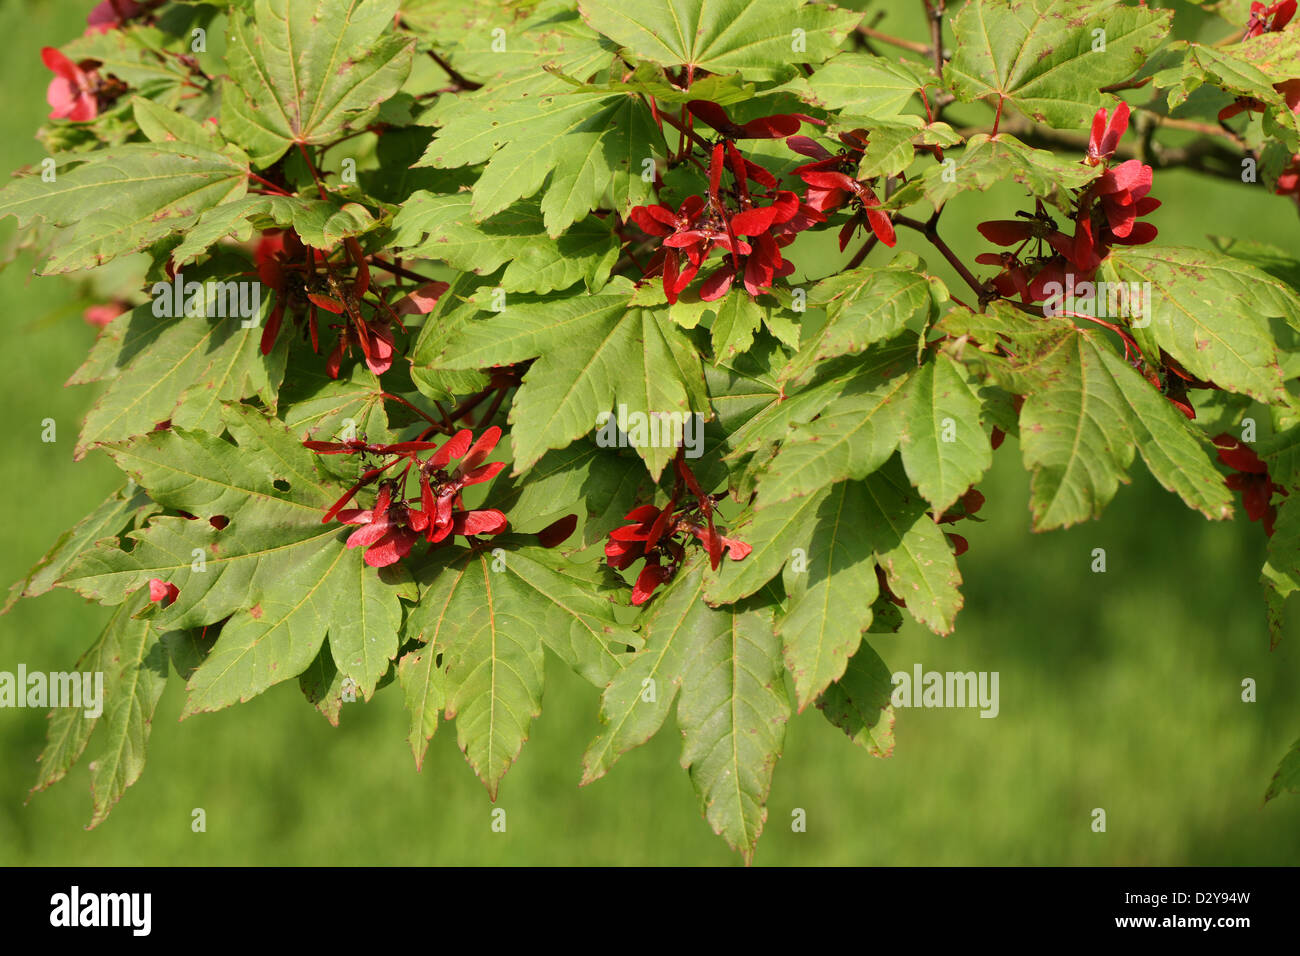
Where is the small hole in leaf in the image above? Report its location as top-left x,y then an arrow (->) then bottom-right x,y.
210,515 -> 229,530
273,479 -> 291,492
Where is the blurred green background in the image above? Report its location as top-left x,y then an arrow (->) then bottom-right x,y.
0,0 -> 1298,866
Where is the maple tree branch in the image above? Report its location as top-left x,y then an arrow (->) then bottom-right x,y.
857,24 -> 931,56
380,392 -> 443,428
425,48 -> 482,91
368,256 -> 440,286
846,231 -> 880,269
657,107 -> 714,155
478,386 -> 509,429
922,0 -> 946,76
894,214 -> 986,299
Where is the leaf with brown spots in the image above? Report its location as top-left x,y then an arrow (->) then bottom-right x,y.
221,0 -> 415,167
945,0 -> 1172,127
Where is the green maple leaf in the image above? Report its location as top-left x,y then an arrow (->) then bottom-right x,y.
430,279 -> 709,478
707,459 -> 962,635
884,133 -> 1098,213
58,404 -> 416,713
1263,502 -> 1300,650
417,81 -> 660,232
5,484 -> 153,613
1261,426 -> 1300,647
581,560 -> 789,862
64,25 -> 202,90
782,258 -> 944,388
816,639 -> 896,756
945,304 -> 1234,530
397,639 -> 446,771
945,0 -> 1172,127
711,349 -> 885,468
848,116 -> 963,179
780,52 -> 928,118
777,480 -> 881,709
676,592 -> 789,862
172,196 -> 378,264
756,346 -> 916,506
426,4 -> 615,85
0,141 -> 249,274
85,595 -> 172,828
406,540 -> 640,796
1101,245 -> 1300,406
132,97 -> 226,152
707,291 -> 768,364
577,0 -> 862,80
73,299 -> 287,460
898,352 -> 993,514
389,193 -> 618,293
279,358 -> 390,444
297,639 -> 349,726
30,589 -> 178,829
1225,27 -> 1300,77
1152,42 -> 1300,152
221,0 -> 416,166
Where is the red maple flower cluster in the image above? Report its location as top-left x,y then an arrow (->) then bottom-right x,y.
977,102 -> 1159,305
42,0 -> 162,120
1245,0 -> 1296,37
788,128 -> 897,250
628,102 -> 828,303
256,230 -> 447,379
42,47 -> 113,122
1214,435 -> 1288,536
309,427 -> 507,567
605,452 -> 751,604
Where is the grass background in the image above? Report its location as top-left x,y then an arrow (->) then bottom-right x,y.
0,0 -> 1298,865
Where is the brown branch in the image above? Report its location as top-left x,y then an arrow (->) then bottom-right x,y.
657,106 -> 714,155
922,0 -> 946,76
857,25 -> 931,56
369,256 -> 440,286
894,214 -> 986,299
846,231 -> 880,269
426,49 -> 482,91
